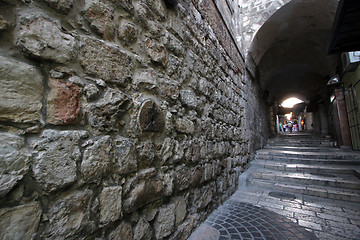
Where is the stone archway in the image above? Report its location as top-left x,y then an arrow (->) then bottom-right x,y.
239,0 -> 292,54
246,0 -> 339,103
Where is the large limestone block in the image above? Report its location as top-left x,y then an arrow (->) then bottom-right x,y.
0,56 -> 43,123
81,135 -> 112,183
133,216 -> 152,240
80,36 -> 133,85
173,195 -> 187,227
45,190 -> 94,239
0,133 -> 32,197
180,89 -> 198,108
83,0 -> 115,40
109,221 -> 133,240
99,186 -> 122,224
16,14 -> 76,63
123,178 -> 163,212
154,203 -> 175,239
114,136 -> 137,174
31,130 -> 88,193
175,118 -> 195,134
0,202 -> 42,240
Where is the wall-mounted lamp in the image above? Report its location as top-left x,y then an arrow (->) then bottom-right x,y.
164,0 -> 179,7
327,75 -> 340,86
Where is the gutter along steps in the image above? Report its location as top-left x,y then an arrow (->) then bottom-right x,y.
240,134 -> 360,202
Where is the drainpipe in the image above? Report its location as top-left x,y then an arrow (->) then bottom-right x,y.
334,88 -> 352,149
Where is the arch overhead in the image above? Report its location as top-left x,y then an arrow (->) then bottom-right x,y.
248,0 -> 339,103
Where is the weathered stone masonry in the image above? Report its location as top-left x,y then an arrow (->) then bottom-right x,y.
0,0 -> 269,239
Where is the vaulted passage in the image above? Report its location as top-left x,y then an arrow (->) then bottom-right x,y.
247,0 -> 341,138
249,0 -> 338,103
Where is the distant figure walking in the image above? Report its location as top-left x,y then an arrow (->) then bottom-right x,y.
287,121 -> 293,133
279,123 -> 283,132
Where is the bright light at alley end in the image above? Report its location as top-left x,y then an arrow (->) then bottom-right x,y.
280,97 -> 303,108
285,113 -> 293,120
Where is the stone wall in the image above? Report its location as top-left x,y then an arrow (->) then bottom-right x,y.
0,0 -> 269,239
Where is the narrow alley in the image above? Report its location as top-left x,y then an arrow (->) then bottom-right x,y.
1,0 -> 360,239
189,133 -> 360,240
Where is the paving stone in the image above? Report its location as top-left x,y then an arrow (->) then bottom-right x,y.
189,134 -> 360,240
189,200 -> 318,240
316,212 -> 350,223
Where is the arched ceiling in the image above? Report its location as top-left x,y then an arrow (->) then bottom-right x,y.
248,0 -> 339,104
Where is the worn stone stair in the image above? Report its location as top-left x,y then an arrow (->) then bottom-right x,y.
239,133 -> 360,202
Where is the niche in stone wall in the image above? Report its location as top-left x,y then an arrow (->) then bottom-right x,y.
138,100 -> 165,132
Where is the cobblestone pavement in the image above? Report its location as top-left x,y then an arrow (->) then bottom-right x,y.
189,200 -> 318,240
188,187 -> 360,240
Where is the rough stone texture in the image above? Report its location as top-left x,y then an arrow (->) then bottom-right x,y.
80,36 -> 133,85
114,136 -> 137,174
174,196 -> 187,227
175,118 -> 195,134
134,216 -> 152,240
124,177 -> 163,213
0,15 -> 8,31
31,130 -> 88,193
81,136 -> 112,183
83,0 -> 115,40
109,221 -> 133,240
145,38 -> 167,66
118,20 -> 138,46
44,190 -> 94,239
154,203 -> 175,239
0,133 -> 31,198
43,0 -> 74,14
87,88 -> 128,133
0,56 -> 43,123
99,186 -> 122,224
0,202 -> 42,240
180,89 -> 198,108
83,83 -> 100,101
16,14 -> 76,63
47,78 -> 81,125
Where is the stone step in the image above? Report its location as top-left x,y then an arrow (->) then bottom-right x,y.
243,134 -> 360,203
263,145 -> 340,152
268,137 -> 333,142
266,144 -> 333,148
256,149 -> 360,160
250,170 -> 360,190
249,179 -> 360,202
251,159 -> 358,174
267,139 -> 333,147
255,155 -> 360,165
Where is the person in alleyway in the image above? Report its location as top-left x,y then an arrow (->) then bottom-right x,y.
287,121 -> 293,133
279,123 -> 283,132
283,123 -> 287,132
293,121 -> 298,132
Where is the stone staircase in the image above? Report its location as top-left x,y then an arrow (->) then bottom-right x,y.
240,133 -> 360,202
